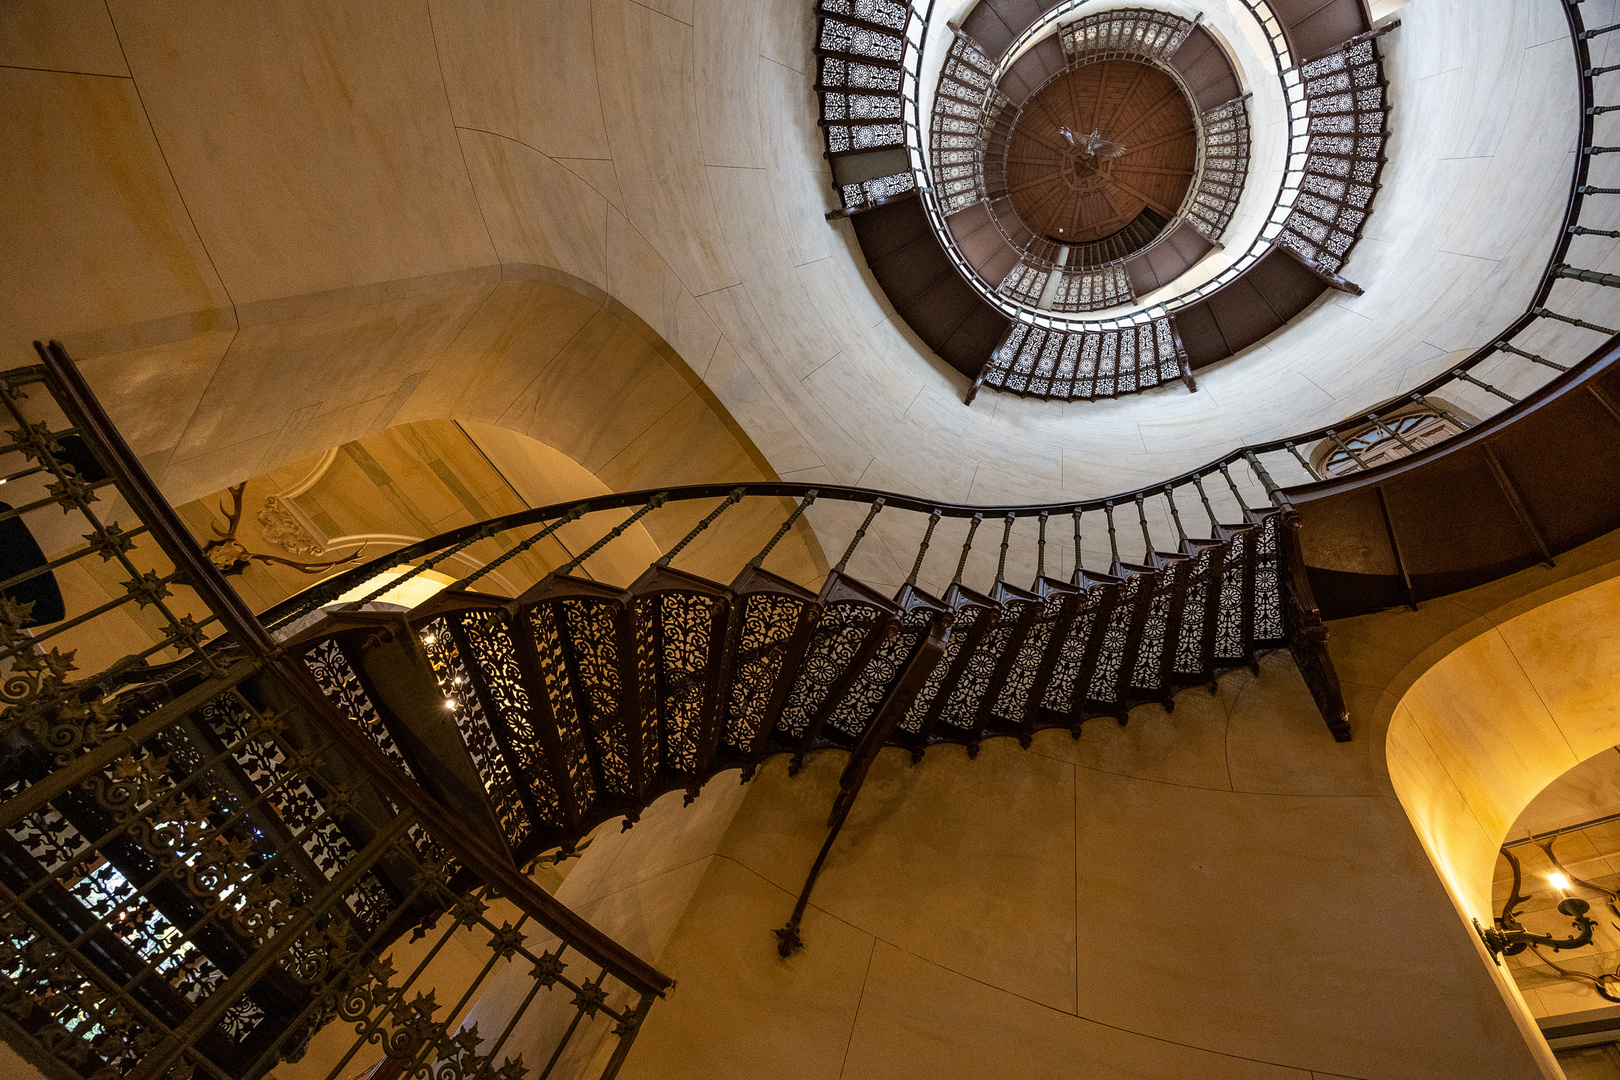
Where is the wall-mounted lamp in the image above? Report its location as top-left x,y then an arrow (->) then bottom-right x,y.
1475,894 -> 1595,964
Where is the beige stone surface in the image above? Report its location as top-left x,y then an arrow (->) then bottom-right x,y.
0,0 -> 128,78
9,0 -> 1600,552
3,0 -> 1615,1075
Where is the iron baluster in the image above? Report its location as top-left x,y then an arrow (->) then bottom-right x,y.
656,487 -> 746,566
749,490 -> 818,569
1414,393 -> 1472,430
1243,450 -> 1291,511
1534,305 -> 1617,333
1285,441 -> 1323,481
1556,263 -> 1620,287
1496,340 -> 1570,372
995,512 -> 1015,582
452,506 -> 586,589
1452,368 -> 1520,404
354,525 -> 495,605
1072,508 -> 1084,573
953,513 -> 983,584
557,493 -> 670,575
906,508 -> 942,586
1135,493 -> 1154,560
1366,414 -> 1419,454
1324,428 -> 1369,471
1161,486 -> 1187,543
1104,501 -> 1121,576
834,497 -> 885,574
1037,511 -> 1049,577
1217,461 -> 1248,511
1191,473 -> 1219,534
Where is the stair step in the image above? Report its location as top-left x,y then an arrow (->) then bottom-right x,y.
285,506 -> 1292,864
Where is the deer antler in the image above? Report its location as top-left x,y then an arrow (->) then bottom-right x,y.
247,546 -> 368,576
212,482 -> 247,539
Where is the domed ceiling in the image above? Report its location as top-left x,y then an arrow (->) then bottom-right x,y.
1004,59 -> 1196,249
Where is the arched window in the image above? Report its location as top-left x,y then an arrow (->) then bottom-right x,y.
1316,408 -> 1468,477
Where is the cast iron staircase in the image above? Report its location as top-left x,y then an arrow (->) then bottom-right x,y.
282,491 -> 1291,876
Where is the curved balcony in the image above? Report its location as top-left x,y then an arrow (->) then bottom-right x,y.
815,0 -> 1400,403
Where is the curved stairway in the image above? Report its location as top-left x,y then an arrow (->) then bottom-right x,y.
812,0 -> 1395,403
281,493 -> 1291,868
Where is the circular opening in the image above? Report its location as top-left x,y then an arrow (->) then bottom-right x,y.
1005,58 -> 1197,254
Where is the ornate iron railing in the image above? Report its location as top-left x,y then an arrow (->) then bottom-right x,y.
1,347 -> 669,1080
906,0 -> 1316,334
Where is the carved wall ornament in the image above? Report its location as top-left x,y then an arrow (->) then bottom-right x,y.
258,494 -> 324,556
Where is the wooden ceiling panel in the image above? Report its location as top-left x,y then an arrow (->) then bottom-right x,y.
1004,59 -> 1195,244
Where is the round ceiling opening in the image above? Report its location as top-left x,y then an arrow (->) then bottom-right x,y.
1004,59 -> 1196,251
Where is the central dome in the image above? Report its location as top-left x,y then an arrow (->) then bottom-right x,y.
1004,59 -> 1196,249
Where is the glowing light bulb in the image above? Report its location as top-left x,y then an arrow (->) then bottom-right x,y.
422,634 -> 437,646
445,699 -> 457,710
1549,872 -> 1571,894
453,676 -> 463,685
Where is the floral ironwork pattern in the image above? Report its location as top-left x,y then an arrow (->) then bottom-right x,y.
420,620 -> 530,847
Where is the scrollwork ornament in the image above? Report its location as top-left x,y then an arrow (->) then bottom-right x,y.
83,751 -> 172,822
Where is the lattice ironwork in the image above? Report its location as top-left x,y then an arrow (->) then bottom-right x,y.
999,261 -> 1050,306
1052,264 -> 1132,313
777,602 -> 885,739
421,619 -> 531,847
1189,97 -> 1251,242
1058,8 -> 1196,65
982,317 -> 1185,400
1277,38 -> 1389,273
558,599 -> 635,798
931,33 -> 997,215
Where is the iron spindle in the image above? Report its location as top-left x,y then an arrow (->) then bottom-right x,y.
749,490 -> 818,569
355,525 -> 495,605
1285,441 -> 1323,481
1496,340 -> 1570,372
1104,501 -> 1121,575
1567,225 -> 1620,238
1534,305 -> 1617,333
1366,414 -> 1419,454
1584,145 -> 1620,154
953,513 -> 982,584
1037,510 -> 1049,577
1582,21 -> 1620,39
1164,485 -> 1188,541
906,508 -> 942,586
1192,473 -> 1219,534
1414,393 -> 1472,429
1072,508 -> 1084,573
1577,183 -> 1620,192
995,512 -> 1015,582
558,493 -> 670,575
1135,493 -> 1154,559
1589,104 -> 1620,115
1217,462 -> 1248,511
453,506 -> 586,589
1453,368 -> 1520,404
834,497 -> 885,574
1558,264 -> 1620,287
1324,428 -> 1370,470
1243,450 -> 1291,511
656,487 -> 746,566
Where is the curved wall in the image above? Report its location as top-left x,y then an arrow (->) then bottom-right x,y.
1385,564 -> 1620,968
498,630 -> 1547,1079
2,0 -> 1611,535
434,525 -> 1620,1080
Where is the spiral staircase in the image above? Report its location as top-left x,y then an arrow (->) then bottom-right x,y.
6,1 -> 1620,1078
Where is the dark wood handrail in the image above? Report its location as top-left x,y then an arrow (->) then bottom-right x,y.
34,341 -> 674,999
